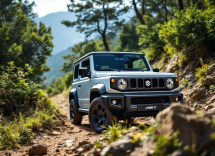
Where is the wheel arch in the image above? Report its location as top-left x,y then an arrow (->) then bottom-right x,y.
90,84 -> 106,103
69,88 -> 79,108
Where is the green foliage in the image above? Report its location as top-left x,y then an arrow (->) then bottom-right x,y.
187,82 -> 193,88
159,1 -> 215,59
195,58 -> 208,84
94,141 -> 102,148
181,78 -> 188,87
152,132 -> 182,156
0,1 -> 54,82
138,15 -> 165,62
114,23 -> 140,52
102,120 -> 130,143
0,62 -> 47,115
210,85 -> 215,92
62,0 -> 129,51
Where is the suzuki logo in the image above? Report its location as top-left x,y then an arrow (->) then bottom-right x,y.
145,106 -> 157,110
145,80 -> 151,87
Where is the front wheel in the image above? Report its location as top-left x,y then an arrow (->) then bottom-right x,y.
70,99 -> 82,124
89,97 -> 118,133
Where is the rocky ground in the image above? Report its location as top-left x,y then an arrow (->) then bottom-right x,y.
0,94 -> 154,156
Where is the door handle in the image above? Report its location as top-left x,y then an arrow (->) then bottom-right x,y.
78,84 -> 81,87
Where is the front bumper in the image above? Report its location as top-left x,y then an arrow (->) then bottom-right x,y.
101,92 -> 183,117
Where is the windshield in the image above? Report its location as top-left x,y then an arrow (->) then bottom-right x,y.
93,53 -> 150,71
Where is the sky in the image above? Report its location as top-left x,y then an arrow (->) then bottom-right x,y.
29,0 -> 71,17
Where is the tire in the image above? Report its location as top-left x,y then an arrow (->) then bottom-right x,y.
70,99 -> 82,124
89,97 -> 118,133
123,117 -> 135,125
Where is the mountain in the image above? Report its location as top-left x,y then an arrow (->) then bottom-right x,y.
42,48 -> 73,86
34,11 -> 85,55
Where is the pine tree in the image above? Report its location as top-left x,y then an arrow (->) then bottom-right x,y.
62,0 -> 129,51
0,0 -> 54,82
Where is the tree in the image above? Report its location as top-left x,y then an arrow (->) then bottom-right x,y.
0,0 -> 54,82
113,23 -> 140,52
62,0 -> 129,51
20,0 -> 38,19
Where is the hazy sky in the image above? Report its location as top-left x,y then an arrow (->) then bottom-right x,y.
29,0 -> 71,17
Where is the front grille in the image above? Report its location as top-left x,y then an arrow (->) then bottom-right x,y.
159,79 -> 164,87
152,79 -> 158,88
131,97 -> 169,105
130,79 -> 136,88
138,79 -> 143,88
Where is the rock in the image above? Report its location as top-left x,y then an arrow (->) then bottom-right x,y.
56,148 -> 60,152
203,76 -> 214,86
28,144 -> 47,155
129,126 -> 138,132
48,131 -> 61,136
100,136 -> 133,156
75,144 -> 94,155
70,147 -> 76,151
65,149 -> 74,154
206,64 -> 215,75
69,126 -> 74,130
170,150 -> 187,156
189,88 -> 205,101
193,103 -> 199,108
79,140 -> 90,147
87,132 -> 93,136
156,104 -> 215,150
79,129 -> 82,132
165,54 -> 178,73
65,140 -> 75,147
206,95 -> 215,104
85,148 -> 101,156
53,127 -> 62,131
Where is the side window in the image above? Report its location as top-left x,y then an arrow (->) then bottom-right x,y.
81,59 -> 90,78
74,64 -> 79,80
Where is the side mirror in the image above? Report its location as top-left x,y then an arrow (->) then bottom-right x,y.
79,68 -> 88,76
153,68 -> 159,72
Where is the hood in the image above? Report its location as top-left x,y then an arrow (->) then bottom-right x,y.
93,71 -> 176,78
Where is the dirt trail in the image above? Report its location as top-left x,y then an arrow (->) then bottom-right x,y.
1,93 -> 153,156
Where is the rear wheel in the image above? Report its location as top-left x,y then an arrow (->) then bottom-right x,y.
89,97 -> 118,133
70,99 -> 82,124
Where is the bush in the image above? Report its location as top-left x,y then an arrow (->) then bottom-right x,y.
195,58 -> 208,84
159,1 -> 215,59
181,78 -> 188,87
0,62 -> 46,115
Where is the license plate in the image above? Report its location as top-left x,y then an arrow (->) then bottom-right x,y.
138,104 -> 163,111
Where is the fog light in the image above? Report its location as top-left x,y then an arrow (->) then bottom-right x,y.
112,100 -> 117,105
175,97 -> 179,102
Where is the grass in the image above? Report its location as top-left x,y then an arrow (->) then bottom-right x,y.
195,58 -> 208,84
0,98 -> 61,149
181,78 -> 188,87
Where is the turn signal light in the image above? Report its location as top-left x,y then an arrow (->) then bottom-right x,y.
175,78 -> 179,82
111,78 -> 115,83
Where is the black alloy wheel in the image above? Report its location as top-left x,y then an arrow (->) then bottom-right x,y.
70,99 -> 82,124
89,97 -> 117,133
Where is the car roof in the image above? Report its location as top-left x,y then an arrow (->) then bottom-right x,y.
74,51 -> 145,64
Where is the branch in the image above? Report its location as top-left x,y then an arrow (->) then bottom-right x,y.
132,0 -> 145,25
161,0 -> 177,18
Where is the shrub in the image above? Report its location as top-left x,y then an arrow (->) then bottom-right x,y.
159,1 -> 215,59
181,78 -> 188,87
0,62 -> 46,115
195,58 -> 208,84
187,82 -> 193,88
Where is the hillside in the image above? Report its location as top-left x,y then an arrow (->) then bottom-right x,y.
34,11 -> 85,55
43,48 -> 73,86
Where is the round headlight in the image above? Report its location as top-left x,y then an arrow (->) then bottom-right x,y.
166,78 -> 174,89
117,78 -> 127,90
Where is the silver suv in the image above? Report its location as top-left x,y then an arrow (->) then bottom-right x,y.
69,52 -> 183,132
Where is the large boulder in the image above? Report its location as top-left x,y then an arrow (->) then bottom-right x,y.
28,144 -> 47,155
203,75 -> 215,86
100,136 -> 133,156
155,104 -> 215,151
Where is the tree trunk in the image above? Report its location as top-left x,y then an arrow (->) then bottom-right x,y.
102,34 -> 109,51
177,0 -> 184,11
132,0 -> 145,25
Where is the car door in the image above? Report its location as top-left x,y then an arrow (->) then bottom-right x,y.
78,57 -> 91,108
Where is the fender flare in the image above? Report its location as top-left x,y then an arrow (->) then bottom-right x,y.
69,88 -> 79,108
90,84 -> 106,102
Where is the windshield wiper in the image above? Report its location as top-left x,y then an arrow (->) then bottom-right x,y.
121,68 -> 144,71
97,68 -> 120,72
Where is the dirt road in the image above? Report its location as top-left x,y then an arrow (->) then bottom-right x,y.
1,93 -> 154,156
